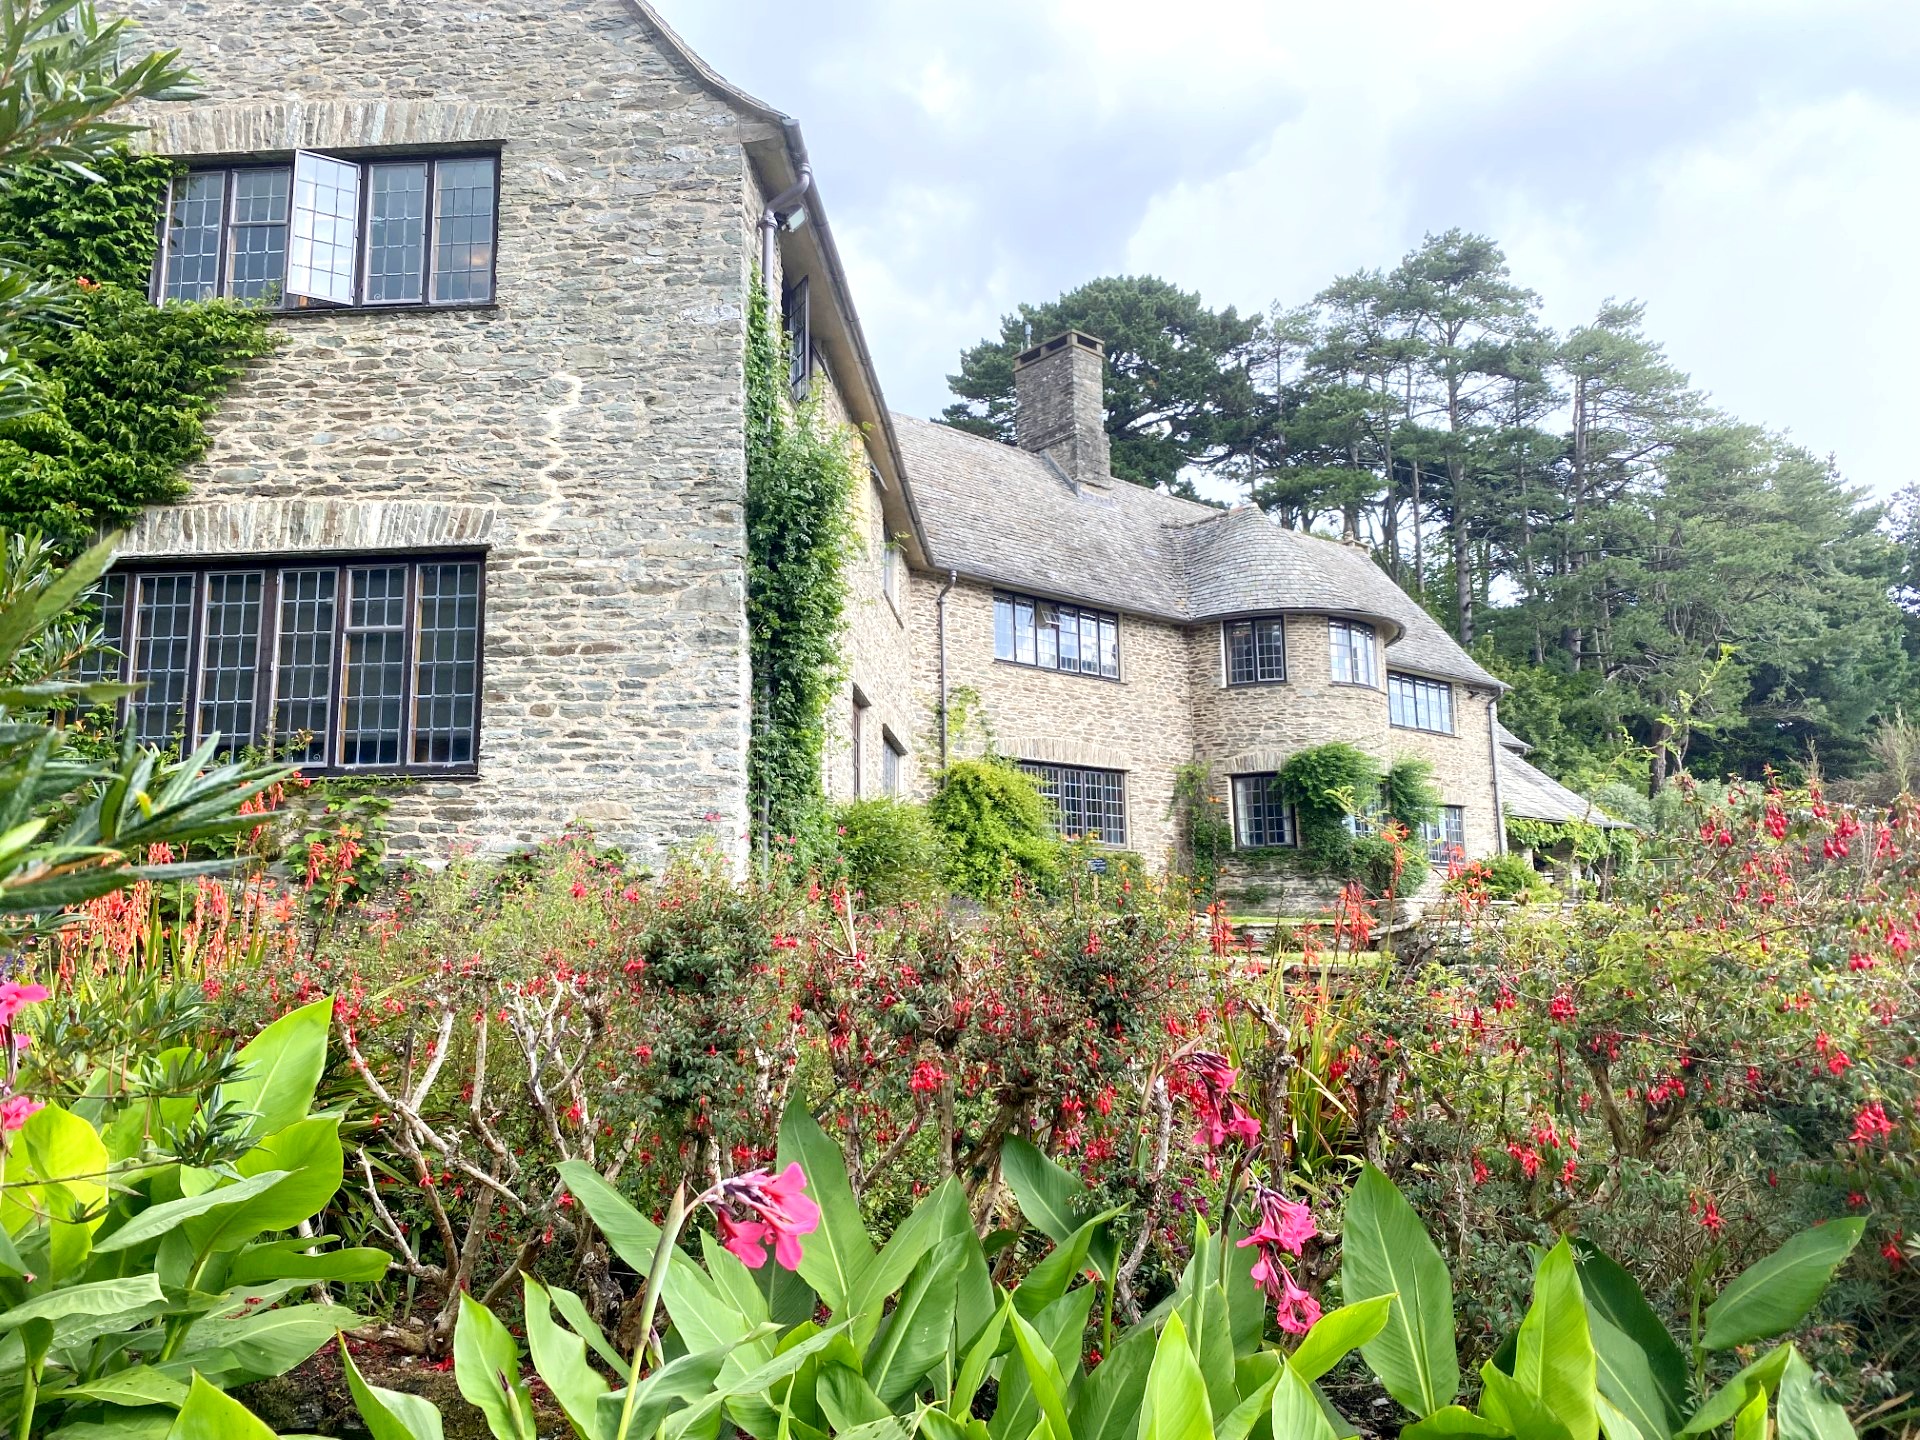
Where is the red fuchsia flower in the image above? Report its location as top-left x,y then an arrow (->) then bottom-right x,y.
1884,1233 -> 1906,1270
909,1060 -> 947,1094
1697,1197 -> 1724,1234
0,1095 -> 42,1131
1851,1101 -> 1897,1146
708,1163 -> 819,1271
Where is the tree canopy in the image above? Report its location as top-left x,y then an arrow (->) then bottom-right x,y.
941,236 -> 1914,796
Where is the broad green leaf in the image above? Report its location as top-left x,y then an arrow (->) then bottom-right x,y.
1588,1314 -> 1671,1440
702,1229 -> 774,1331
0,1274 -> 163,1330
96,1170 -> 291,1254
165,1374 -> 276,1439
224,998 -> 332,1139
1732,1388 -> 1767,1440
619,1340 -> 744,1440
454,1293 -> 536,1440
1223,1221 -> 1267,1356
1776,1349 -> 1854,1440
1068,1322 -> 1155,1440
1340,1163 -> 1458,1418
871,1237 -> 963,1406
990,1286 -> 1095,1440
524,1276 -> 609,1440
215,1117 -> 346,1236
1701,1222 -> 1865,1351
662,1320 -> 854,1440
546,1282 -> 628,1378
1270,1361 -> 1338,1440
777,1101 -> 874,1312
8,1102 -> 108,1278
340,1336 -> 445,1440
1003,1135 -> 1116,1278
1215,1357 -> 1280,1440
1681,1345 -> 1793,1435
1008,1306 -> 1073,1440
1477,1362 -> 1574,1440
1574,1243 -> 1688,1429
52,1366 -> 190,1409
162,1304 -> 350,1387
1012,1207 -> 1121,1320
556,1161 -> 662,1276
43,1410 -> 175,1440
1174,1235 -> 1238,1421
228,1240 -> 390,1286
1289,1296 -> 1394,1385
1402,1407 -> 1512,1439
950,1296 -> 1010,1422
1510,1241 -> 1596,1440
1143,1312 -> 1213,1440
1595,1394 -> 1652,1440
819,1363 -> 894,1430
843,1179 -> 961,1350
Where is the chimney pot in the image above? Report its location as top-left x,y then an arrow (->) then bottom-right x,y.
1014,330 -> 1111,486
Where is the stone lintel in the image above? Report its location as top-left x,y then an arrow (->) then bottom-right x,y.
119,499 -> 495,560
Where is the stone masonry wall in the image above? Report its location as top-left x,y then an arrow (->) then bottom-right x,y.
828,465 -> 919,803
122,0 -> 773,865
911,577 -> 1193,866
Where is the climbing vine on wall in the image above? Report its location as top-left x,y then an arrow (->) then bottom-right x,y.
1275,742 -> 1441,895
0,148 -> 276,549
746,273 -> 857,845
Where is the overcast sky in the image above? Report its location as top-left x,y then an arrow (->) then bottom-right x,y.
665,0 -> 1919,500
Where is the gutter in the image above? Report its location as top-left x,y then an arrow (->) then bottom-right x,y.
936,569 -> 957,767
1488,698 -> 1508,856
759,163 -> 811,290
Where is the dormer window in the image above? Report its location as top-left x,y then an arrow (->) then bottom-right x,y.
1329,619 -> 1378,687
156,151 -> 498,310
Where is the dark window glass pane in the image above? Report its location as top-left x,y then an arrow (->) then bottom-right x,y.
1226,621 -> 1255,684
76,574 -> 127,685
994,595 -> 1015,660
432,158 -> 495,303
367,162 -> 429,304
198,572 -> 262,754
1233,773 -> 1292,848
1390,673 -> 1453,733
227,168 -> 290,301
274,568 -> 337,765
131,573 -> 196,746
163,171 -> 226,302
412,562 -> 480,765
342,566 -> 408,767
1018,761 -> 1126,845
1256,618 -> 1285,680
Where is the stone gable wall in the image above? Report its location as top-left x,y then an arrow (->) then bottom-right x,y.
123,0 -> 772,864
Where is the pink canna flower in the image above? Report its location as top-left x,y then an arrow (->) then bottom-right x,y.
1238,1183 -> 1317,1259
0,982 -> 47,1027
0,1095 -> 42,1131
709,1162 -> 820,1271
1273,1261 -> 1321,1335
1168,1051 -> 1260,1152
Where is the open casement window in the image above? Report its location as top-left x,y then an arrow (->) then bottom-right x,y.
286,151 -> 360,305
96,556 -> 483,774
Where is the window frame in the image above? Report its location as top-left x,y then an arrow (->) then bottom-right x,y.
1230,772 -> 1296,849
1420,805 -> 1467,865
153,149 -> 502,313
93,553 -> 486,777
1017,761 -> 1127,846
1328,618 -> 1379,688
1223,616 -> 1287,687
992,590 -> 1122,681
1388,671 -> 1456,734
783,276 -> 812,400
881,727 -> 905,797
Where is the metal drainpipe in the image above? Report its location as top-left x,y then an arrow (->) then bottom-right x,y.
759,165 -> 813,287
1488,696 -> 1508,855
936,570 -> 957,767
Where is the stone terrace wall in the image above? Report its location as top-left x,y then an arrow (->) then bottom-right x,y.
124,0 -> 769,865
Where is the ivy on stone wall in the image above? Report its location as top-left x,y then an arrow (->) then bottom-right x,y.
0,148 -> 276,549
1276,742 -> 1439,895
746,274 -> 857,845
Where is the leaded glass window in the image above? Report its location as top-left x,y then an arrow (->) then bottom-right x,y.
993,591 -> 1120,679
1231,773 -> 1294,848
156,152 -> 498,309
1421,806 -> 1467,864
1018,761 -> 1126,846
432,158 -> 497,303
1224,618 -> 1286,686
366,162 -> 429,304
1388,672 -> 1454,733
1329,619 -> 1378,687
96,558 -> 482,773
75,575 -> 127,685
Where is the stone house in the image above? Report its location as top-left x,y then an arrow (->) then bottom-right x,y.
96,0 -> 1584,889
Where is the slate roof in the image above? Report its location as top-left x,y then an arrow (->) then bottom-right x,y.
1494,723 -> 1629,828
893,414 -> 1501,689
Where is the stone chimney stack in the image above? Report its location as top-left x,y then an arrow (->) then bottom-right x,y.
1014,331 -> 1111,486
